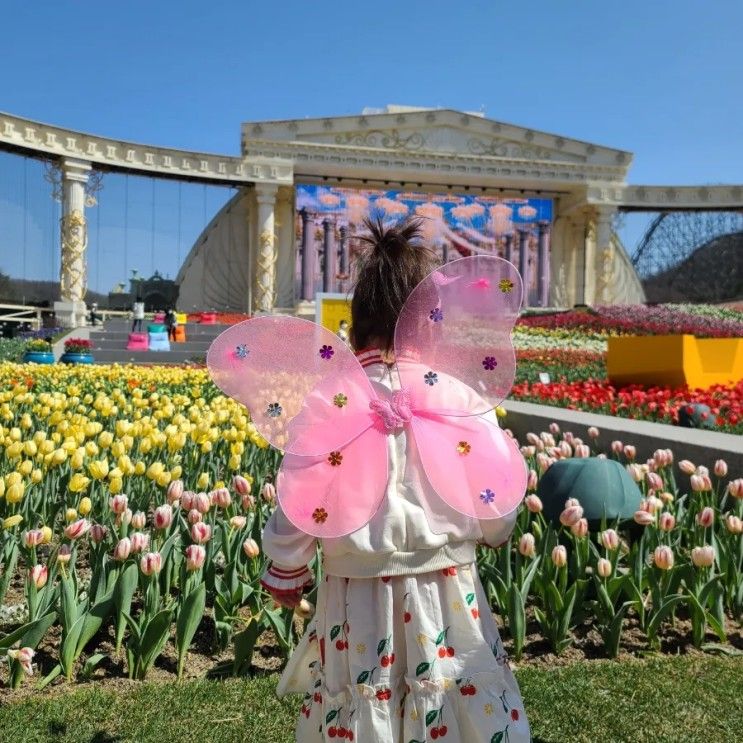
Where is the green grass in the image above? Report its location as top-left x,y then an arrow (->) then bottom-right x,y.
0,655 -> 741,743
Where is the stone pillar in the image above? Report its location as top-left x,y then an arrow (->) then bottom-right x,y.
322,219 -> 334,292
338,225 -> 349,276
595,206 -> 616,305
55,158 -> 92,328
254,184 -> 278,314
299,208 -> 314,301
517,229 -> 529,306
537,222 -> 550,307
582,213 -> 597,305
504,233 -> 513,264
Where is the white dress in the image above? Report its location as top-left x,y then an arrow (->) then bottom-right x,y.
261,350 -> 530,742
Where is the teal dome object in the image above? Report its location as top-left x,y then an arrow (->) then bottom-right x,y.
537,458 -> 642,524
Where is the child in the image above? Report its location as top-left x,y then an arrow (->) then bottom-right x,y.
259,217 -> 530,742
337,319 -> 350,344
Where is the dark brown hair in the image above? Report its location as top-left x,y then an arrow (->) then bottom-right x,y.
350,215 -> 438,351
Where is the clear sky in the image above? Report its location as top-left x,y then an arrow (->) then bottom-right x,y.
1,0 -> 741,292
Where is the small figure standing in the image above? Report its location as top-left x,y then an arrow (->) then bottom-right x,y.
336,319 -> 350,344
131,299 -> 145,333
166,308 -> 178,342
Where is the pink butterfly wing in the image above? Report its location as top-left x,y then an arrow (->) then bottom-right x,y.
277,425 -> 389,538
410,413 -> 527,521
395,256 -> 523,416
207,316 -> 376,456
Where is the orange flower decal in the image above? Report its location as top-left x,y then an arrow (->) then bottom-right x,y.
456,441 -> 471,455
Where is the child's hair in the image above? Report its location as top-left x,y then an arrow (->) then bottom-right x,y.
351,214 -> 438,351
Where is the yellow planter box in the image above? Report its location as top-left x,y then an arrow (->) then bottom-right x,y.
176,313 -> 188,324
607,334 -> 743,390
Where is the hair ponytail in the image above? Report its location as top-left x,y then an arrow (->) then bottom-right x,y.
350,214 -> 438,352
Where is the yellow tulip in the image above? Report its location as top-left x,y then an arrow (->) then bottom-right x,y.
108,477 -> 123,495
51,448 -> 67,465
78,497 -> 92,516
146,462 -> 164,480
40,440 -> 54,455
201,441 -> 213,454
85,441 -> 99,458
155,471 -> 172,488
6,482 -> 25,504
134,462 -> 146,476
40,525 -> 52,544
65,507 -> 78,522
18,459 -> 33,476
24,440 -> 38,457
88,459 -> 109,480
6,441 -> 23,459
31,468 -> 42,484
2,515 -> 23,529
68,473 -> 91,493
0,479 -> 5,498
170,465 -> 183,480
9,427 -> 21,441
98,431 -> 113,449
70,448 -> 85,470
196,472 -> 209,490
228,454 -> 241,471
495,405 -> 507,419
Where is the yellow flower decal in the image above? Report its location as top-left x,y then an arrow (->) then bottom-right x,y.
499,278 -> 514,293
456,441 -> 471,455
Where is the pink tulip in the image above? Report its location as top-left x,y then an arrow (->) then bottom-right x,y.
90,524 -> 108,544
691,545 -> 715,568
232,475 -> 251,496
563,432 -> 575,446
653,449 -> 672,467
646,472 -> 663,491
678,460 -> 696,476
57,544 -> 72,564
549,422 -> 560,435
140,551 -> 162,576
242,538 -> 260,559
131,511 -> 147,530
130,531 -> 150,553
689,474 -> 705,493
551,545 -> 568,568
600,529 -> 619,551
117,508 -> 133,527
8,647 -> 34,676
64,519 -> 90,541
634,510 -> 655,526
696,507 -> 715,528
520,445 -> 536,458
518,533 -> 536,558
564,498 -> 580,508
725,514 -> 743,535
153,504 -> 173,530
713,460 -> 728,478
194,492 -> 211,514
188,508 -> 203,525
526,432 -> 540,446
623,445 -> 636,461
28,564 -> 48,589
696,465 -> 709,477
210,487 -> 231,509
596,558 -> 612,578
727,479 -> 743,499
180,491 -> 196,511
560,505 -> 584,528
191,522 -> 212,544
658,512 -> 676,532
540,432 -> 556,448
653,546 -> 674,570
241,492 -> 256,510
184,544 -> 206,571
527,469 -> 538,491
114,537 -> 132,561
230,515 -> 247,529
261,483 -> 277,504
536,452 -> 551,474
557,441 -> 571,459
524,494 -> 543,513
587,426 -> 599,439
597,453 -> 607,460
23,529 -> 44,548
611,440 -> 623,455
167,479 -> 184,505
645,496 -> 663,514
570,518 -> 589,538
626,464 -> 644,483
110,494 -> 129,514
659,491 -> 675,505
574,444 -> 590,458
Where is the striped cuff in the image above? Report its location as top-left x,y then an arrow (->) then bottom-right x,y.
260,562 -> 314,595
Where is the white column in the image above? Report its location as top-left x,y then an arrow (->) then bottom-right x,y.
595,205 -> 617,305
55,158 -> 92,328
253,184 -> 278,314
274,186 -> 295,310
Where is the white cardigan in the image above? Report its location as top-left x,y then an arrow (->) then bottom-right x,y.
260,350 -> 519,593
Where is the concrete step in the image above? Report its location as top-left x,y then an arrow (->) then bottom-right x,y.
94,340 -> 211,353
91,349 -> 206,364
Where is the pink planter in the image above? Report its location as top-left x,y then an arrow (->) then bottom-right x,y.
127,333 -> 148,351
200,312 -> 217,324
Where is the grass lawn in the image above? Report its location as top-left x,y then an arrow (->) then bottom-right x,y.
0,655 -> 740,743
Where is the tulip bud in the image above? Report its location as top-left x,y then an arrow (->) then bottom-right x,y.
696,507 -> 715,528
184,544 -> 206,571
261,482 -> 277,504
596,558 -> 612,578
653,545 -> 674,570
110,494 -> 129,514
196,472 -> 209,490
130,531 -> 150,553
57,544 -> 72,565
524,494 -> 543,514
725,514 -> 743,535
658,512 -> 676,532
64,518 -> 90,541
23,529 -> 44,548
540,432 -> 556,448
8,647 -> 34,676
230,515 -> 247,530
600,529 -> 620,551
659,491 -> 674,505
131,511 -> 147,530
526,469 -> 538,492
180,491 -> 196,511
518,533 -> 536,558
78,497 -> 92,516
570,518 -> 588,538
194,492 -> 210,514
526,432 -> 540,446
242,537 -> 260,559
626,464 -> 644,483
696,465 -> 709,477
611,440 -> 623,455
645,496 -> 663,514
587,426 -> 599,440
114,537 -> 132,561
574,444 -> 590,458
28,564 -> 48,589
40,525 -> 52,544
646,472 -> 663,491
167,479 -> 184,505
140,551 -> 162,576
241,492 -> 256,510
232,475 -> 251,496
210,487 -> 231,509
678,459 -> 696,476
559,504 -> 584,527
727,479 -> 743,499
520,445 -> 536,458
551,545 -> 567,568
153,504 -> 173,530
623,445 -> 636,461
65,508 -> 78,523
188,509 -> 202,525
563,432 -> 575,446
535,452 -> 551,474
295,598 -> 315,619
691,545 -> 715,568
191,522 -> 212,544
633,510 -> 655,526
90,524 -> 108,544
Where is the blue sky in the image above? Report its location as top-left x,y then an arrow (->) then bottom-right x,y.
1,0 -> 741,292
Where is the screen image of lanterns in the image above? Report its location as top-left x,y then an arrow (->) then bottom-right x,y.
294,185 -> 552,306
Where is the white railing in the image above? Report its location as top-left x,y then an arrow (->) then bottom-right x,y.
0,303 -> 44,329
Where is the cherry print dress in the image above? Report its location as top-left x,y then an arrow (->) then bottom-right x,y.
261,350 -> 531,743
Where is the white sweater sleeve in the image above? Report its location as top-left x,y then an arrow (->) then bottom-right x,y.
478,508 -> 519,548
260,505 -> 317,593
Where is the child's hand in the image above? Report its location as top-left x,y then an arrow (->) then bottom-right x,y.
270,588 -> 304,610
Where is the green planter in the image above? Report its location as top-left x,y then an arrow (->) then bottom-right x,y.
60,352 -> 94,365
22,351 -> 55,364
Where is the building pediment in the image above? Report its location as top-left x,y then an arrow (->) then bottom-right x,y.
242,107 -> 632,170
